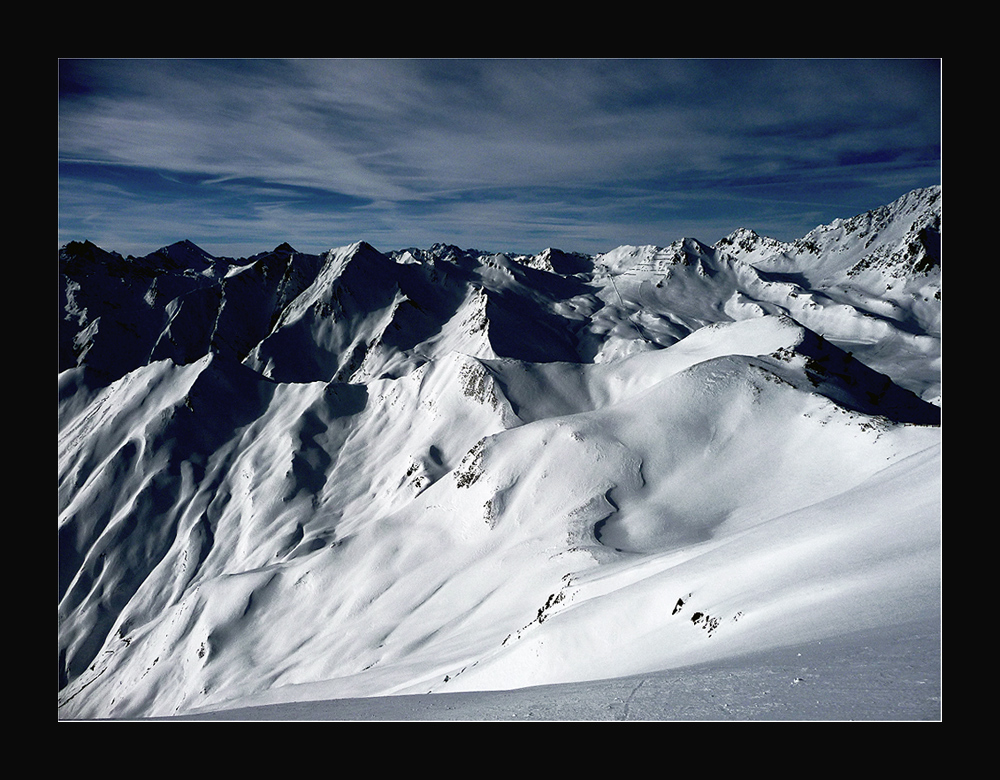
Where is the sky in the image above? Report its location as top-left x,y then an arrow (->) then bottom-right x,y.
58,58 -> 941,260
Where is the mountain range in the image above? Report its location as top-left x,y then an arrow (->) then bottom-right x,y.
57,185 -> 942,720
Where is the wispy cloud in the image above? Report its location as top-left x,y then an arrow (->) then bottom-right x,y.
58,58 -> 941,257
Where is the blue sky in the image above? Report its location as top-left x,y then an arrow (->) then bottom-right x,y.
58,58 -> 941,259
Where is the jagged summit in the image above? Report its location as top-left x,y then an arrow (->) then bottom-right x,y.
714,226 -> 790,261
58,187 -> 941,720
146,239 -> 216,269
59,187 -> 942,402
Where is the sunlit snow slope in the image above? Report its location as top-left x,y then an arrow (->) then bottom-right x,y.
58,187 -> 942,719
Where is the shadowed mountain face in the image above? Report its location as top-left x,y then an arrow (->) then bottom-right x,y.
58,187 -> 941,720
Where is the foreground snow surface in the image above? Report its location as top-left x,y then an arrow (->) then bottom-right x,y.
58,315 -> 941,720
164,617 -> 940,721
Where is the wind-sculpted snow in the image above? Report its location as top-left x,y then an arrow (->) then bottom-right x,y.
58,187 -> 942,719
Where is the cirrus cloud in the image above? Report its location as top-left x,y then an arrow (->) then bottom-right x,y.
58,58 -> 941,258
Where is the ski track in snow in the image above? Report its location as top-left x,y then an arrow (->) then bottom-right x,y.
159,618 -> 941,721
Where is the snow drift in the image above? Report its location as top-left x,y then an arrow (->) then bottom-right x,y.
58,186 -> 942,719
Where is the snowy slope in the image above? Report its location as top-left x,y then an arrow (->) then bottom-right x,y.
57,186 -> 942,720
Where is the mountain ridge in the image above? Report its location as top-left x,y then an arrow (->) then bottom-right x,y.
60,186 -> 941,395
58,186 -> 942,719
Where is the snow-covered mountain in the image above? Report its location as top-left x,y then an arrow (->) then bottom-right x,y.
57,186 -> 942,720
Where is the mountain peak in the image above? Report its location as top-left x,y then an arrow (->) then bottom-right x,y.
147,239 -> 215,269
715,227 -> 788,259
